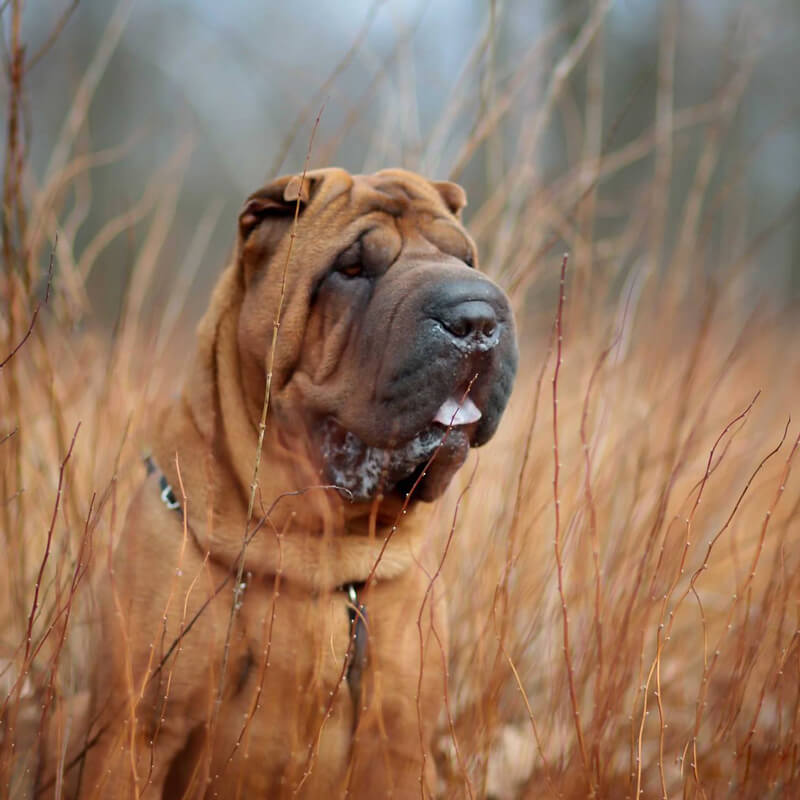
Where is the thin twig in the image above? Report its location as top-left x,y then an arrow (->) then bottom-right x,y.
26,0 -> 80,72
213,106 -> 324,730
22,423 -> 79,663
0,241 -> 54,369
415,456 -> 479,800
552,253 -> 592,789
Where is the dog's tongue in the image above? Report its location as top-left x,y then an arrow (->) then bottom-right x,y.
434,396 -> 482,427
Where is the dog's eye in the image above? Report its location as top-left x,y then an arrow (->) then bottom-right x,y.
339,263 -> 364,279
464,252 -> 475,268
334,239 -> 365,279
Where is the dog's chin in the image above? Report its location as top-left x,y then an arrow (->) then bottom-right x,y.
319,417 -> 471,504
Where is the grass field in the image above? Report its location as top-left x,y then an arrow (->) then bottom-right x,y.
2,3 -> 799,798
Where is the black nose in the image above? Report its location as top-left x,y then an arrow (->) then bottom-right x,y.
426,279 -> 505,350
437,299 -> 498,340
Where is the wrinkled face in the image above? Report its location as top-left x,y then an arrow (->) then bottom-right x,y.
237,168 -> 518,504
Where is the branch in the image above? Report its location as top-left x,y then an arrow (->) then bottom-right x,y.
0,242 -> 54,369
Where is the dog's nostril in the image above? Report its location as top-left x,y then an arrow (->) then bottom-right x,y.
438,300 -> 498,340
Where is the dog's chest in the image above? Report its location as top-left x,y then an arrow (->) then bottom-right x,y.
206,583 -> 357,796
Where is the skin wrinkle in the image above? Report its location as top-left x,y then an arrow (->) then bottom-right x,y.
181,394 -> 205,441
375,178 -> 417,199
208,311 -> 247,512
305,213 -> 398,308
314,282 -> 366,387
219,307 -> 260,512
371,289 -> 404,406
357,186 -> 407,217
421,215 -> 476,265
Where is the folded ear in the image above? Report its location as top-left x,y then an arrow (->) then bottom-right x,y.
432,180 -> 467,217
239,173 -> 318,240
238,173 -> 321,284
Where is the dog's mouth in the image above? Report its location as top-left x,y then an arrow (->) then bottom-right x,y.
319,395 -> 481,503
432,394 -> 482,427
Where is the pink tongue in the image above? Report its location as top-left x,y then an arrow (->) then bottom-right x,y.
434,396 -> 482,427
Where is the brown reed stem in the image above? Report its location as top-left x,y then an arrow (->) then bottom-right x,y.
551,253 -> 592,789
213,107 -> 324,734
415,457 -> 479,800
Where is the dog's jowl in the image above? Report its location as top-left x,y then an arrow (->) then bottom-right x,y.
42,168 -> 518,799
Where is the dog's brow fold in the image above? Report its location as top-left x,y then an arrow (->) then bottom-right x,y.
354,214 -> 471,268
358,188 -> 404,217
351,180 -> 471,258
356,177 -> 441,218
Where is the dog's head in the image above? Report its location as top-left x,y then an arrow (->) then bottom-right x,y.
235,168 -> 518,504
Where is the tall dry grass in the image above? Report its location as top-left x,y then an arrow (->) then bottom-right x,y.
2,2 -> 799,798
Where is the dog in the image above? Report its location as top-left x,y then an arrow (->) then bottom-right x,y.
45,167 -> 517,798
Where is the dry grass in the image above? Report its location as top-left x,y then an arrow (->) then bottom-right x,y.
2,2 -> 799,798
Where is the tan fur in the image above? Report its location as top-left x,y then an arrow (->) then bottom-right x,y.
39,168 -> 512,798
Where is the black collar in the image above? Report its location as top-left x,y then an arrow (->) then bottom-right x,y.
144,454 -> 182,516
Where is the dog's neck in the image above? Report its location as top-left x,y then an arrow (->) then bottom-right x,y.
150,264 -> 430,590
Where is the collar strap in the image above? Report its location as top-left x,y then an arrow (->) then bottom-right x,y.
343,581 -> 368,710
144,454 -> 183,517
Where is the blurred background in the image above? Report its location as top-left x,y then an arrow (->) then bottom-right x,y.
15,0 -> 800,332
4,2 -> 800,797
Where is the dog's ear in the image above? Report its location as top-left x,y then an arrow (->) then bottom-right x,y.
432,180 -> 467,218
238,174 -> 321,284
239,174 -> 318,241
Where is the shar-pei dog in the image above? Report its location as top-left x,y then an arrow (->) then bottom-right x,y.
44,168 -> 518,798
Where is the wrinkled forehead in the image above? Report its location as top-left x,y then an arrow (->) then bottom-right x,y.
308,167 -> 452,219
356,170 -> 448,215
298,168 -> 474,262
